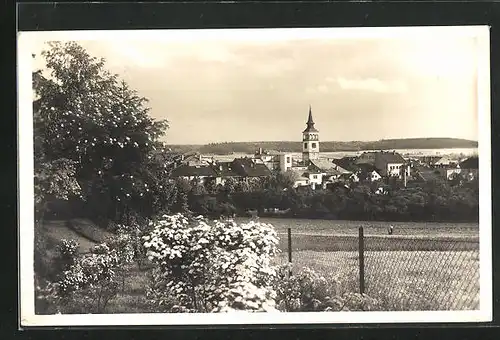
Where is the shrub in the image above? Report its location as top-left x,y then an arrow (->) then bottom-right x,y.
52,239 -> 79,279
55,243 -> 121,312
143,213 -> 279,312
108,222 -> 151,269
50,235 -> 138,313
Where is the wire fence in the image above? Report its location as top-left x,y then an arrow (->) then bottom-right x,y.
275,226 -> 480,311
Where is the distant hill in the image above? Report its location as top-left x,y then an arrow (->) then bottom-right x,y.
167,138 -> 478,155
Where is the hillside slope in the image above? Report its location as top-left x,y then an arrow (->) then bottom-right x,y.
41,219 -> 113,254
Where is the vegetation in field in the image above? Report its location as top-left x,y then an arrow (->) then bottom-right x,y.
279,250 -> 479,311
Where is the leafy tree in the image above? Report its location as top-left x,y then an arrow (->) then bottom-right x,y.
172,178 -> 191,214
223,177 -> 238,194
33,41 -> 175,223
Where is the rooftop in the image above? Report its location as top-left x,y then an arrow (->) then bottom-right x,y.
172,164 -> 217,178
357,151 -> 406,165
212,161 -> 240,177
459,156 -> 479,169
231,158 -> 273,177
303,106 -> 319,133
310,159 -> 350,175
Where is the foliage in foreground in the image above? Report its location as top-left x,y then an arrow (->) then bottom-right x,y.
274,264 -> 380,312
35,228 -> 138,314
35,215 -> 381,314
144,214 -> 279,312
143,214 -> 380,313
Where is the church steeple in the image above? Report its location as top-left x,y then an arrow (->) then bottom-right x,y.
302,105 -> 320,164
303,105 -> 319,133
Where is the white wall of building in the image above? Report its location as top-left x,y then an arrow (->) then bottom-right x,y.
279,153 -> 293,173
308,172 -> 323,188
387,164 -> 411,177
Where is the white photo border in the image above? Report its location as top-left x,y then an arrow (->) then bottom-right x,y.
18,26 -> 492,326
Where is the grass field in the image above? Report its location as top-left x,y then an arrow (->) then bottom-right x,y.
274,250 -> 479,311
240,217 -> 480,238
277,232 -> 479,252
38,218 -> 481,313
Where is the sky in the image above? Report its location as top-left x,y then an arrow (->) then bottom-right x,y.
26,28 -> 485,145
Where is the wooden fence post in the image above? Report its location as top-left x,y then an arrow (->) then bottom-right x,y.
359,226 -> 365,295
287,227 -> 292,276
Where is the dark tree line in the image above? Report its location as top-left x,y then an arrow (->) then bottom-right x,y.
174,175 -> 479,223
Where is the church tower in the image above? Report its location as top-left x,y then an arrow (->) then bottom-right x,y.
302,105 -> 320,164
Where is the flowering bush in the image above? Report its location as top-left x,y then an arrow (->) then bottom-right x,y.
57,243 -> 119,293
108,222 -> 151,269
53,239 -> 80,277
274,264 -> 380,312
54,235 -> 138,313
143,214 -> 279,312
33,42 -> 177,224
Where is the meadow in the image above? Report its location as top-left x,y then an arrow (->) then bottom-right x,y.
268,218 -> 480,311
273,249 -> 479,311
243,217 -> 480,237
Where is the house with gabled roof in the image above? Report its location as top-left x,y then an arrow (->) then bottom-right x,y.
331,157 -> 359,173
356,163 -> 382,182
414,166 -> 445,182
231,157 -> 273,178
254,148 -> 293,173
177,152 -> 214,166
459,156 -> 478,170
457,156 -> 479,181
302,169 -> 323,189
209,157 -> 272,186
211,161 -> 241,185
356,151 -> 410,178
434,156 -> 458,167
171,164 -> 218,184
292,175 -> 310,188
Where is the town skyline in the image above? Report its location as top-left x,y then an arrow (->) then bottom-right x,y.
30,28 -> 482,144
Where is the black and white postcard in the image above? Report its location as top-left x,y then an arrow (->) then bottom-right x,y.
18,26 -> 492,326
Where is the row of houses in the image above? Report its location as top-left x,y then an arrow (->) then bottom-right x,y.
170,150 -> 478,189
168,108 -> 478,189
170,150 -> 411,190
413,156 -> 479,182
171,156 -> 272,186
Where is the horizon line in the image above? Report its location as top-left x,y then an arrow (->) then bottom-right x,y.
164,137 -> 479,146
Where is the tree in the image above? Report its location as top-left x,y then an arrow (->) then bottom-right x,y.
172,178 -> 191,214
223,177 -> 238,194
265,170 -> 298,192
33,41 -> 175,223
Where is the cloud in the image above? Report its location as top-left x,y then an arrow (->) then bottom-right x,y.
96,41 -> 167,69
305,84 -> 330,94
336,77 -> 408,93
